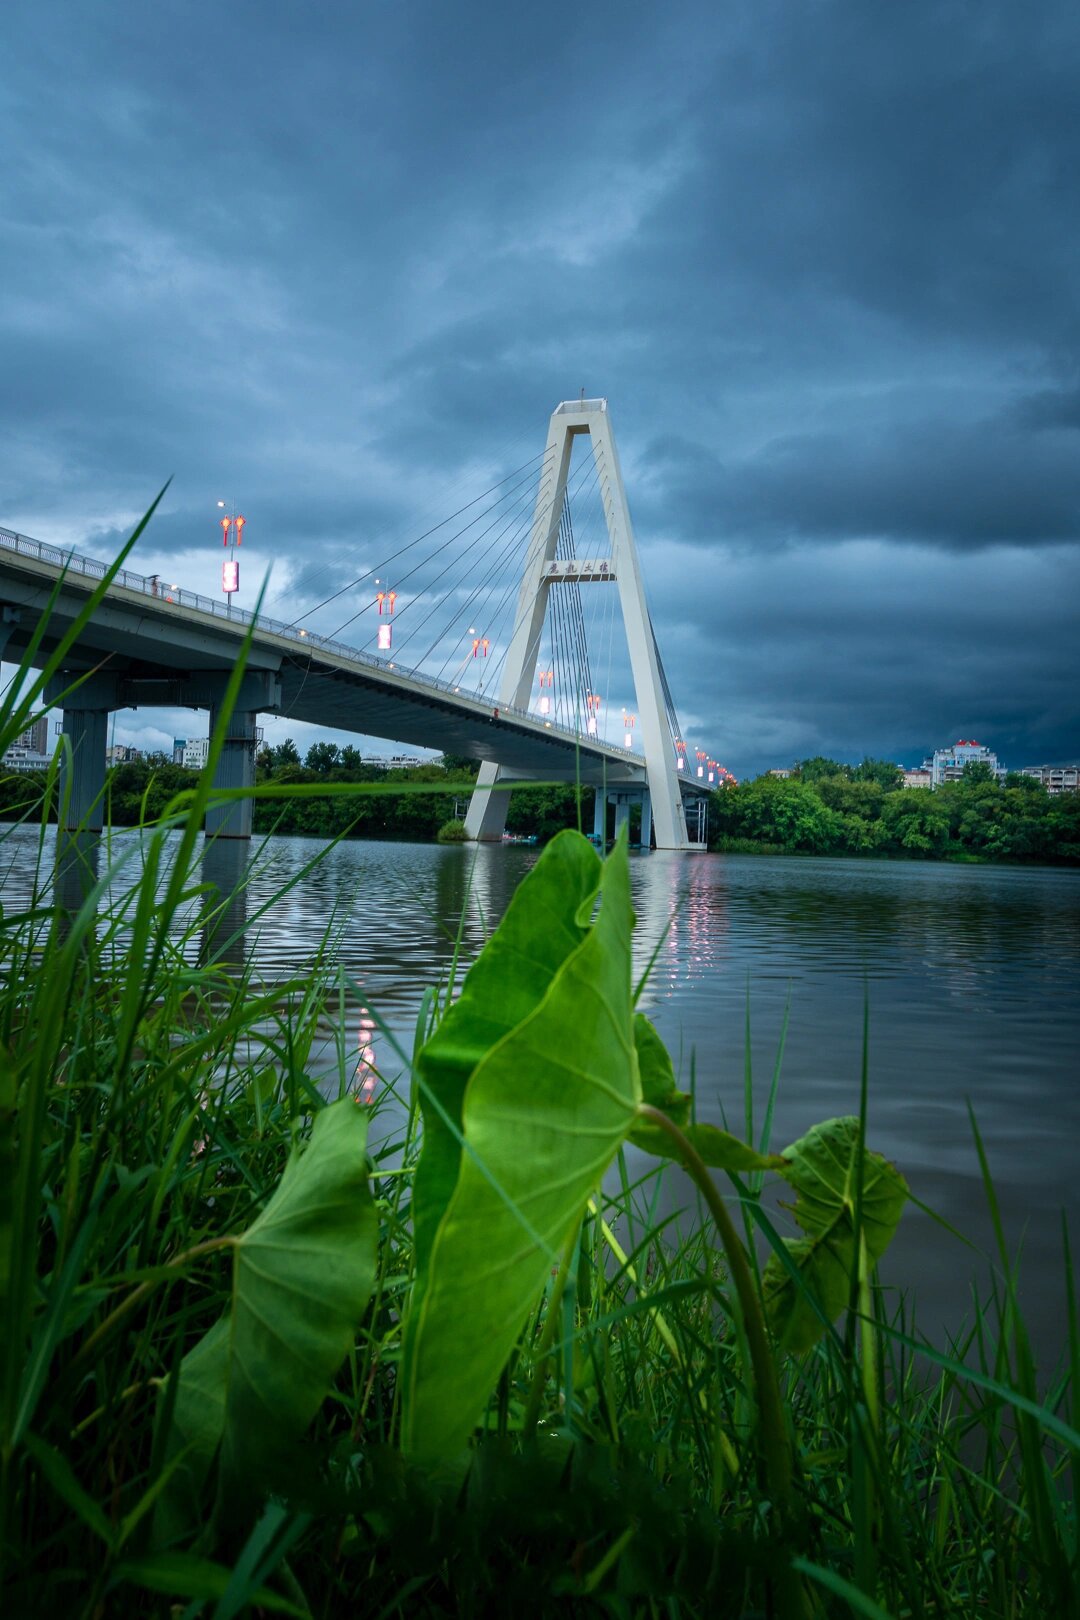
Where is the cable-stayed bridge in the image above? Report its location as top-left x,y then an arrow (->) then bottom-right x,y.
0,399 -> 720,848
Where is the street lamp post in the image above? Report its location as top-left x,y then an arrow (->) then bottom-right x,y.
217,500 -> 245,609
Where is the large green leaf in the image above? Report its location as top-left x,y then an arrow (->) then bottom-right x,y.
410,830 -> 603,1289
628,1015 -> 784,1171
762,1116 -> 908,1352
155,1099 -> 377,1542
402,832 -> 639,1467
632,1013 -> 690,1124
630,1117 -> 786,1174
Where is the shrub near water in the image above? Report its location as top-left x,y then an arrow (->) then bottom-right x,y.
710,757 -> 1080,862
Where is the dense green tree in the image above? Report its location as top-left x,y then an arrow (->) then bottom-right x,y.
793,756 -> 852,783
961,759 -> 997,785
815,777 -> 886,820
853,757 -> 904,790
708,767 -> 1074,864
305,741 -> 340,774
270,738 -> 301,769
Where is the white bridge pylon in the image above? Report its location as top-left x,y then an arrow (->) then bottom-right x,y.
465,398 -> 690,850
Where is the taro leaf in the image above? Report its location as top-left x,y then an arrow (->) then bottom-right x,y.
628,1017 -> 784,1172
402,832 -> 638,1467
633,1014 -> 690,1125
155,1099 -> 377,1543
411,830 -> 603,1290
762,1116 -> 908,1352
153,1319 -> 229,1545
630,1117 -> 786,1174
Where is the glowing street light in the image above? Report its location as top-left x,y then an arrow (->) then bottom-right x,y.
585,692 -> 601,736
217,501 -> 245,606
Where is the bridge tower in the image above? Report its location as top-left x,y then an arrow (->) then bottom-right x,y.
464,398 -> 689,850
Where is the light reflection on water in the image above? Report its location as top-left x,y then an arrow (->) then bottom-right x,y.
6,826 -> 1080,1352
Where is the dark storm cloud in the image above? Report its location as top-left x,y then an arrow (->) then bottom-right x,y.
640,400 -> 1080,549
2,0 -> 1079,773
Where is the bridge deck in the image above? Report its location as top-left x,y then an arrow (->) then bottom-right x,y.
0,526 -> 707,797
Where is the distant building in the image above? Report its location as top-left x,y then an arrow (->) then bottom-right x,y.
902,768 -> 932,790
172,738 -> 187,765
11,717 -> 48,755
2,748 -> 50,773
926,740 -> 1007,787
2,714 -> 51,772
182,737 -> 210,770
767,767 -> 792,779
1020,764 -> 1080,795
106,744 -> 141,764
363,753 -> 427,770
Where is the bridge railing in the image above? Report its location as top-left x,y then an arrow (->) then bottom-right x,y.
0,525 -> 641,762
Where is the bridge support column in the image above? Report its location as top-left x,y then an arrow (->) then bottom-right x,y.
639,791 -> 652,851
592,788 -> 607,842
463,761 -> 510,842
0,606 -> 21,662
201,673 -> 282,841
46,673 -> 121,833
205,707 -> 257,840
613,799 -> 630,841
60,708 -> 109,832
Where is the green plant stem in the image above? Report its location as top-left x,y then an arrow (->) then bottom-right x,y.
635,1104 -> 808,1618
523,1219 -> 581,1435
70,1235 -> 236,1374
636,1105 -> 791,1505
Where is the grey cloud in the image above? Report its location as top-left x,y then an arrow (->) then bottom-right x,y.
2,0 -> 1079,776
640,400 -> 1080,550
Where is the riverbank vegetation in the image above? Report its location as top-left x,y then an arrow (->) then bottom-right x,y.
2,801 -> 1076,1609
0,748 -> 590,846
3,792 -> 1077,1617
708,757 -> 1080,864
2,550 -> 1077,1614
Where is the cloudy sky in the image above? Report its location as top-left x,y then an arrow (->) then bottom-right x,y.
3,0 -> 1078,776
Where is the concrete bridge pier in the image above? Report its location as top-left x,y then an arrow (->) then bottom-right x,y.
0,605 -> 21,662
45,673 -> 120,833
640,790 -> 653,851
593,788 -> 607,841
60,708 -> 110,831
463,760 -> 511,842
205,705 -> 258,840
202,673 -> 283,841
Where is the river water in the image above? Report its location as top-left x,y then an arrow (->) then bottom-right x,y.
9,827 -> 1080,1358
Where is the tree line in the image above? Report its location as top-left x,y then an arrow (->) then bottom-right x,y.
0,742 -> 592,845
707,757 -> 1080,863
5,741 -> 1076,861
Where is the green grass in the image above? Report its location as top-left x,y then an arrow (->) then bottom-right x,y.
1,533 -> 1076,1617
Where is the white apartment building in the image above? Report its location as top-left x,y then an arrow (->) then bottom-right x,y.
925,740 -> 1007,787
1,748 -> 51,773
1020,764 -> 1080,795
182,737 -> 210,770
2,715 -> 51,771
902,768 -> 932,789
